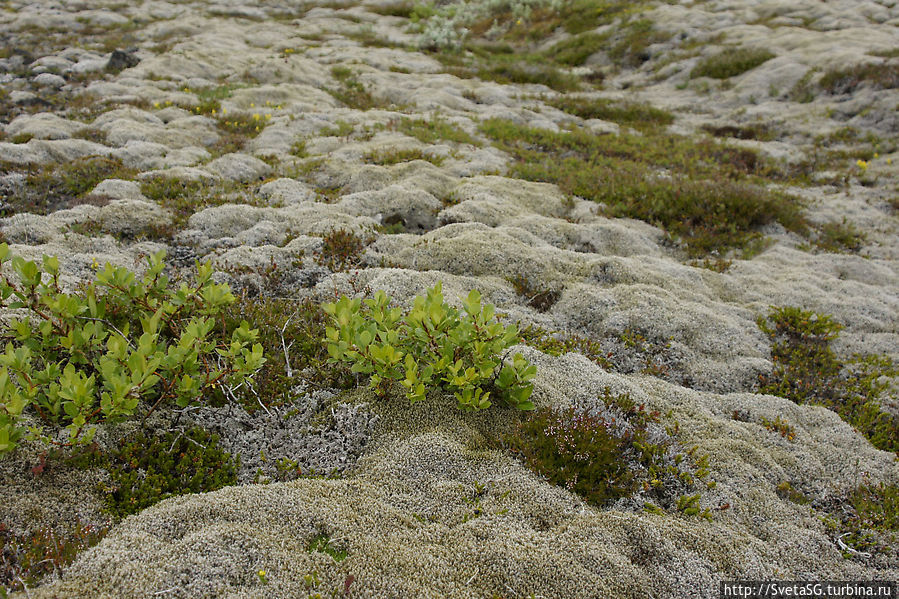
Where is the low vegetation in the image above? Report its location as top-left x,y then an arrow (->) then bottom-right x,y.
757,306 -> 898,453
505,388 -> 713,518
545,95 -> 675,130
480,117 -> 807,256
0,247 -> 264,456
0,156 -> 137,216
324,283 -> 536,410
691,48 -> 776,79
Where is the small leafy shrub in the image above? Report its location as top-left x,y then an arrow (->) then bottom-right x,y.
102,426 -> 238,517
506,388 -> 713,517
760,415 -> 796,442
818,482 -> 899,558
316,229 -> 369,272
607,19 -> 671,68
691,48 -> 775,79
1,520 -> 109,596
757,306 -> 898,453
218,295 -> 354,411
0,247 -> 265,455
324,283 -> 536,411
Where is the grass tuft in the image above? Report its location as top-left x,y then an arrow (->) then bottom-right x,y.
691,48 -> 776,79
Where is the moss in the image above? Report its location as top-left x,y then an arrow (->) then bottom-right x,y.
757,306 -> 899,453
691,48 -> 776,79
364,147 -> 445,166
545,96 -> 674,130
480,118 -> 807,257
101,427 -> 238,518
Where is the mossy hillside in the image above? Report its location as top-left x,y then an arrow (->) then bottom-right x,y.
480,117 -> 808,257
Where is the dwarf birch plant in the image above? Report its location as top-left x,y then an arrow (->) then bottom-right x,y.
324,283 -> 536,411
0,246 -> 265,456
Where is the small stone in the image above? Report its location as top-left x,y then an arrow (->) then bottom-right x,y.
32,73 -> 66,88
106,50 -> 140,73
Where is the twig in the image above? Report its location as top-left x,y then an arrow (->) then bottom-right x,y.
837,532 -> 872,558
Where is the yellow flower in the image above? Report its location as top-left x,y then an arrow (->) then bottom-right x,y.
258,570 -> 266,577
856,159 -> 868,170
222,108 -> 227,115
873,152 -> 879,159
253,113 -> 261,120
888,158 -> 893,165
91,258 -> 99,270
153,102 -> 160,108
265,114 -> 271,120
250,102 -> 255,107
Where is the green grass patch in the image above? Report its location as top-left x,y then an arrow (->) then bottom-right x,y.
608,18 -> 670,68
364,147 -> 445,166
811,219 -> 867,253
701,123 -> 774,141
139,176 -> 262,231
326,66 -> 393,111
757,306 -> 899,453
0,156 -> 138,216
818,63 -> 899,94
545,95 -> 674,130
480,118 -> 807,256
367,1 -> 414,17
394,115 -> 477,145
691,48 -> 776,79
545,31 -> 610,66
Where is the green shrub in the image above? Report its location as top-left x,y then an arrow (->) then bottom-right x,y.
507,405 -> 636,505
102,426 -> 238,517
323,283 -> 536,411
0,247 -> 265,456
691,48 -> 775,79
757,306 -> 899,452
506,389 -> 713,517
